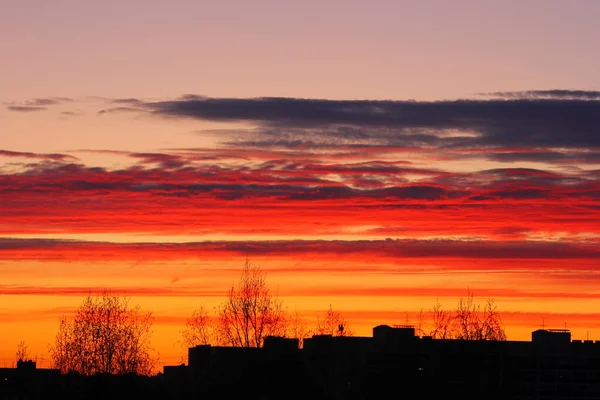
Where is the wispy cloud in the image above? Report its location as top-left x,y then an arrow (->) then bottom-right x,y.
5,97 -> 73,112
6,105 -> 48,112
128,95 -> 600,149
1,238 -> 597,263
22,97 -> 74,106
97,106 -> 145,115
60,110 -> 84,117
480,90 -> 600,100
0,149 -> 78,162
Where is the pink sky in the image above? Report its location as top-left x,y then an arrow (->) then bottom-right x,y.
1,0 -> 599,370
2,0 -> 599,102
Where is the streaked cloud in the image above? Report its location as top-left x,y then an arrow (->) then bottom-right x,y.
1,238 -> 598,263
5,97 -> 73,112
1,89 -> 599,358
0,149 -> 78,162
6,105 -> 48,112
481,90 -> 600,100
127,95 -> 600,149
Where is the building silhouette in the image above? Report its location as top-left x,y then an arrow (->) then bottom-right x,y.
3,325 -> 600,399
164,324 -> 600,400
0,359 -> 166,400
0,360 -> 61,400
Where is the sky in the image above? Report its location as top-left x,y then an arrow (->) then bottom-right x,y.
1,0 -> 599,369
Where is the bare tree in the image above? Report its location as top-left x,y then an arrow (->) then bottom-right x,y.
415,308 -> 426,337
426,291 -> 506,340
217,259 -> 286,347
314,304 -> 354,337
454,291 -> 480,340
429,299 -> 454,339
481,298 -> 507,340
181,305 -> 216,348
454,291 -> 507,341
49,291 -> 157,375
285,308 -> 311,348
16,341 -> 30,362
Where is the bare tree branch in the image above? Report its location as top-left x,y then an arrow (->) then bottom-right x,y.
427,291 -> 506,341
217,259 -> 286,347
49,291 -> 157,375
181,306 -> 215,348
15,341 -> 30,363
314,304 -> 354,337
429,299 -> 453,339
285,308 -> 311,347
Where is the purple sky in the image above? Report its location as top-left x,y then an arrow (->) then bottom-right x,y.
2,0 -> 599,101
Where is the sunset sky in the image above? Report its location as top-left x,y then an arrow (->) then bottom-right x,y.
1,0 -> 599,369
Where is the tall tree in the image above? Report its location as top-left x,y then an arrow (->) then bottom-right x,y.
49,291 -> 156,375
217,259 -> 286,347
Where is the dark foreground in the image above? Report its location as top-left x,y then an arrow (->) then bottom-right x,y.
4,325 -> 600,400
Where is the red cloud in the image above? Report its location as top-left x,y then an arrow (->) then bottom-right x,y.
0,156 -> 598,240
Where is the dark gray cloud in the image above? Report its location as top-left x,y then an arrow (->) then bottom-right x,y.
7,105 -> 47,112
128,152 -> 187,169
5,158 -> 597,203
5,97 -> 73,113
482,90 -> 600,100
1,237 -> 598,260
60,111 -> 84,117
485,188 -> 552,200
219,126 -> 454,150
4,179 -> 454,202
97,106 -> 144,115
482,150 -> 600,164
0,149 -> 77,162
134,95 -> 600,149
22,97 -> 73,106
286,185 -> 457,201
111,98 -> 145,105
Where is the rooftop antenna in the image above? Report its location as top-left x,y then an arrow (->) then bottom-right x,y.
541,317 -> 545,330
405,312 -> 409,325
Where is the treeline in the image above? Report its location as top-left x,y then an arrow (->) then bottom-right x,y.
17,259 -> 506,376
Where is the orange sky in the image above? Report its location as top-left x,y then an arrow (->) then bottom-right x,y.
1,140 -> 598,369
1,0 -> 600,372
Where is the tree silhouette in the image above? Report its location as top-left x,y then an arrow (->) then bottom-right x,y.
15,340 -> 30,362
285,309 -> 311,347
181,305 -> 216,348
429,299 -> 453,339
427,291 -> 506,340
217,259 -> 286,347
415,308 -> 427,337
314,304 -> 354,336
454,293 -> 506,340
49,291 -> 156,375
